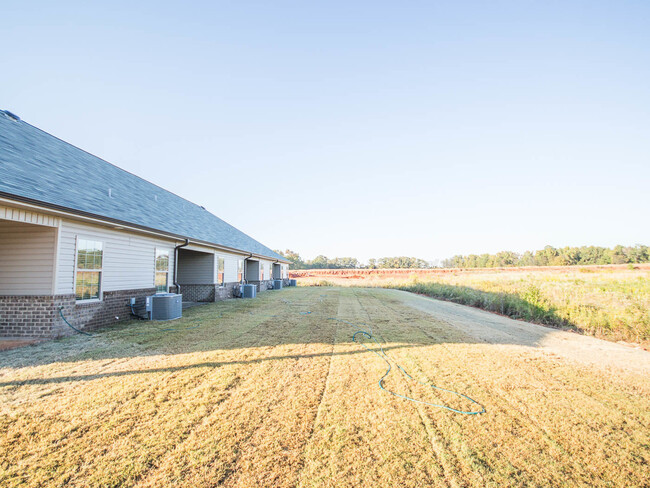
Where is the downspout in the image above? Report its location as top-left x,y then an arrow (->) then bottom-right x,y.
243,253 -> 253,283
173,239 -> 190,294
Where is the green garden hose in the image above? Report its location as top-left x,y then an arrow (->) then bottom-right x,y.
58,307 -> 92,336
328,318 -> 485,415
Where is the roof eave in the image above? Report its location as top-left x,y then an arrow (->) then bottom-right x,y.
0,192 -> 291,264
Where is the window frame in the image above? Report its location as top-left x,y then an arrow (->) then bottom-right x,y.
217,256 -> 225,286
154,248 -> 170,293
74,236 -> 104,303
237,259 -> 244,283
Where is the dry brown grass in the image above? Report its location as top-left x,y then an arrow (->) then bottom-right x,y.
1,287 -> 649,487
295,267 -> 650,344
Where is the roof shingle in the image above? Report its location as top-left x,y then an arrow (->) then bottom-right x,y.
0,111 -> 286,261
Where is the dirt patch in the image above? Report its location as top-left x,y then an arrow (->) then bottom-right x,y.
392,289 -> 650,376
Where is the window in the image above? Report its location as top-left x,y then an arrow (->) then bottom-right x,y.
217,256 -> 225,285
237,259 -> 244,282
75,238 -> 103,300
155,249 -> 169,293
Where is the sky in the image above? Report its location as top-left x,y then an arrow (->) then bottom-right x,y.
3,1 -> 649,263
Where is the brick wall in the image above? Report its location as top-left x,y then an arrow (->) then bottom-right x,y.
0,287 -> 158,338
179,284 -> 215,302
0,279 -> 289,339
0,295 -> 58,338
181,282 -> 241,302
55,287 -> 158,336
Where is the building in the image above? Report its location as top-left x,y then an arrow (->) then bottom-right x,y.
0,110 -> 290,338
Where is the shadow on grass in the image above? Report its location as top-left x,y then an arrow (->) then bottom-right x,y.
0,344 -> 414,387
0,287 -> 559,371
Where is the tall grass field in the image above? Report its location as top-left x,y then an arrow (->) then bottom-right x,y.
292,266 -> 650,345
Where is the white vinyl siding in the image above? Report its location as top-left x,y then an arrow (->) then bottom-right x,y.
215,253 -> 240,283
224,255 -> 238,283
177,249 -> 214,284
0,220 -> 57,295
0,205 -> 59,228
56,220 -> 175,294
260,260 -> 271,281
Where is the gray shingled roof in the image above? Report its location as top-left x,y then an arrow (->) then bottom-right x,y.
0,110 -> 286,262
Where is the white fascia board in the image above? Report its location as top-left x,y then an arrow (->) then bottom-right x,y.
0,196 -> 290,264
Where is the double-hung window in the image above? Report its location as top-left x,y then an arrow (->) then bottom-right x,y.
237,259 -> 244,282
155,249 -> 169,293
217,257 -> 225,285
75,238 -> 103,301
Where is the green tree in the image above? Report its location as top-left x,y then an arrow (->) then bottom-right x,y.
274,249 -> 305,269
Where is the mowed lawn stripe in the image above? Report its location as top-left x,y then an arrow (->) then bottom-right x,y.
1,287 -> 649,487
364,288 -> 650,486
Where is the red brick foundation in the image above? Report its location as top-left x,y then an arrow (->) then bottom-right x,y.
1,287 -> 163,338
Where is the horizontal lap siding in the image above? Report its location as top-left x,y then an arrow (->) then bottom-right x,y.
177,250 -> 214,284
223,254 -> 239,283
215,252 -> 240,283
0,205 -> 59,227
56,221 -> 176,294
0,221 -> 56,295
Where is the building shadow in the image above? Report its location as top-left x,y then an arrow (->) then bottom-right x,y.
0,286 -> 564,377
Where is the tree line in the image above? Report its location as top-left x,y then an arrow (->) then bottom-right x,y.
441,244 -> 650,268
274,251 -> 433,270
276,244 -> 650,270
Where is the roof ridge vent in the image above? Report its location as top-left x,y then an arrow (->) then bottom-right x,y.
1,110 -> 20,121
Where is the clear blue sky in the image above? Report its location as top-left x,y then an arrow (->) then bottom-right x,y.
3,1 -> 649,263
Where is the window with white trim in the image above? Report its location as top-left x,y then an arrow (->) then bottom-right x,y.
237,259 -> 244,283
155,249 -> 169,293
75,238 -> 103,301
217,256 -> 225,285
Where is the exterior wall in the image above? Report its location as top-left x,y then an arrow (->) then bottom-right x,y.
57,287 -> 159,335
261,260 -> 272,281
0,205 -> 289,337
181,282 -> 239,302
0,295 -> 61,337
246,260 -> 260,281
0,220 -> 57,295
0,286 -> 160,338
224,255 -> 241,283
215,252 -> 241,283
177,249 -> 214,284
0,204 -> 60,227
56,220 -> 176,295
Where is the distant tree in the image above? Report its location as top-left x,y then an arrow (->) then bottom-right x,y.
376,256 -> 431,269
274,249 -> 305,269
310,255 -> 329,269
440,244 -> 650,268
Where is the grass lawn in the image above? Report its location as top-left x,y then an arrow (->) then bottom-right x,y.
297,267 -> 650,344
1,287 -> 649,487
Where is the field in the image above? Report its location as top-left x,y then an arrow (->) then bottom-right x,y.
2,287 -> 649,487
291,265 -> 650,345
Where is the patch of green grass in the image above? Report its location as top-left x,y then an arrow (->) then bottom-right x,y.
298,269 -> 650,344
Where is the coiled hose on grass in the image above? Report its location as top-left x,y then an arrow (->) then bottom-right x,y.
327,318 -> 485,415
59,298 -> 485,415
